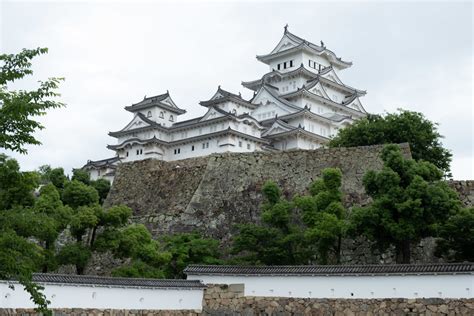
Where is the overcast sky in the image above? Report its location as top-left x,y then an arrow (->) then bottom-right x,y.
1,1 -> 472,179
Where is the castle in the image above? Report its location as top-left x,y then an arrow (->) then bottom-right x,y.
83,26 -> 367,181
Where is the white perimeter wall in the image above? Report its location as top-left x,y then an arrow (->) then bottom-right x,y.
0,282 -> 203,310
187,274 -> 473,299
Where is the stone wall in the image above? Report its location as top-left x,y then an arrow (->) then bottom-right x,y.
448,180 -> 474,207
4,284 -> 473,315
0,309 -> 200,315
101,144 -> 472,270
105,144 -> 412,244
202,284 -> 474,315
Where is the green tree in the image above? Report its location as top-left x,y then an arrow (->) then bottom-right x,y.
161,233 -> 222,279
0,154 -> 38,209
435,207 -> 474,262
294,168 -> 348,264
0,157 -> 50,314
0,47 -> 63,314
232,181 -> 307,265
329,110 -> 452,176
62,180 -> 99,208
37,165 -> 68,190
91,178 -> 111,204
0,48 -> 64,153
71,169 -> 90,185
349,144 -> 461,263
56,243 -> 92,275
97,224 -> 171,278
58,203 -> 133,275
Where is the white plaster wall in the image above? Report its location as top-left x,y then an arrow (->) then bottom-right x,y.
138,107 -> 178,128
302,52 -> 331,72
0,282 -> 203,310
187,275 -> 473,299
322,85 -> 347,104
268,53 -> 303,73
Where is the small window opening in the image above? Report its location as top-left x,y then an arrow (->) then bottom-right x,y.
169,115 -> 174,122
147,111 -> 152,118
159,111 -> 164,118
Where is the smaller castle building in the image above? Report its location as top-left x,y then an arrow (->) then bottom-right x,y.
84,26 -> 367,179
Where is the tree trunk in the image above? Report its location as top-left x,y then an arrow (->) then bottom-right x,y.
395,240 -> 411,264
336,235 -> 342,264
90,226 -> 97,247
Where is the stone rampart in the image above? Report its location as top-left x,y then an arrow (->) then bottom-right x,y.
105,144 -> 412,243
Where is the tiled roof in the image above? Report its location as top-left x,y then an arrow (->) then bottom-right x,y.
125,92 -> 186,115
32,273 -> 206,289
184,263 -> 474,276
83,156 -> 121,169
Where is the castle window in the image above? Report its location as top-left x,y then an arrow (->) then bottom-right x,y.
192,145 -> 195,151
147,111 -> 152,118
202,143 -> 205,149
169,115 -> 174,122
277,64 -> 281,70
140,149 -> 143,154
159,111 -> 164,118
206,142 -> 209,148
136,149 -> 139,155
238,141 -> 242,147
126,151 -> 129,157
247,143 -> 251,150
290,60 -> 293,67
284,61 -> 287,69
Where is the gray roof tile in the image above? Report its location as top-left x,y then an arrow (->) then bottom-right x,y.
184,263 -> 474,276
32,273 -> 206,289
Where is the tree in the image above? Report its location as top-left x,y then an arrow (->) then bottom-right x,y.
0,154 -> 38,209
96,224 -> 171,278
91,178 -> 111,204
0,156 -> 50,314
232,181 -> 307,265
329,110 -> 452,176
435,207 -> 474,262
37,165 -> 68,190
56,243 -> 91,275
0,47 -> 62,314
161,233 -> 222,279
349,144 -> 461,263
294,168 -> 348,264
71,169 -> 90,185
62,180 -> 99,208
0,48 -> 64,154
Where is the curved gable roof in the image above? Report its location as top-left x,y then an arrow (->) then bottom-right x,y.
125,92 -> 186,115
256,27 -> 352,69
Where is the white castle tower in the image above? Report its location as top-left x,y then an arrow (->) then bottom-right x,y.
83,26 -> 367,180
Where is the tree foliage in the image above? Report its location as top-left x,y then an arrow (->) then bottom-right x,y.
161,233 -> 222,279
329,110 -> 452,176
0,156 -> 51,314
294,168 -> 348,264
0,48 -> 64,154
435,207 -> 474,262
62,180 -> 99,208
232,181 -> 307,265
349,144 -> 460,263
